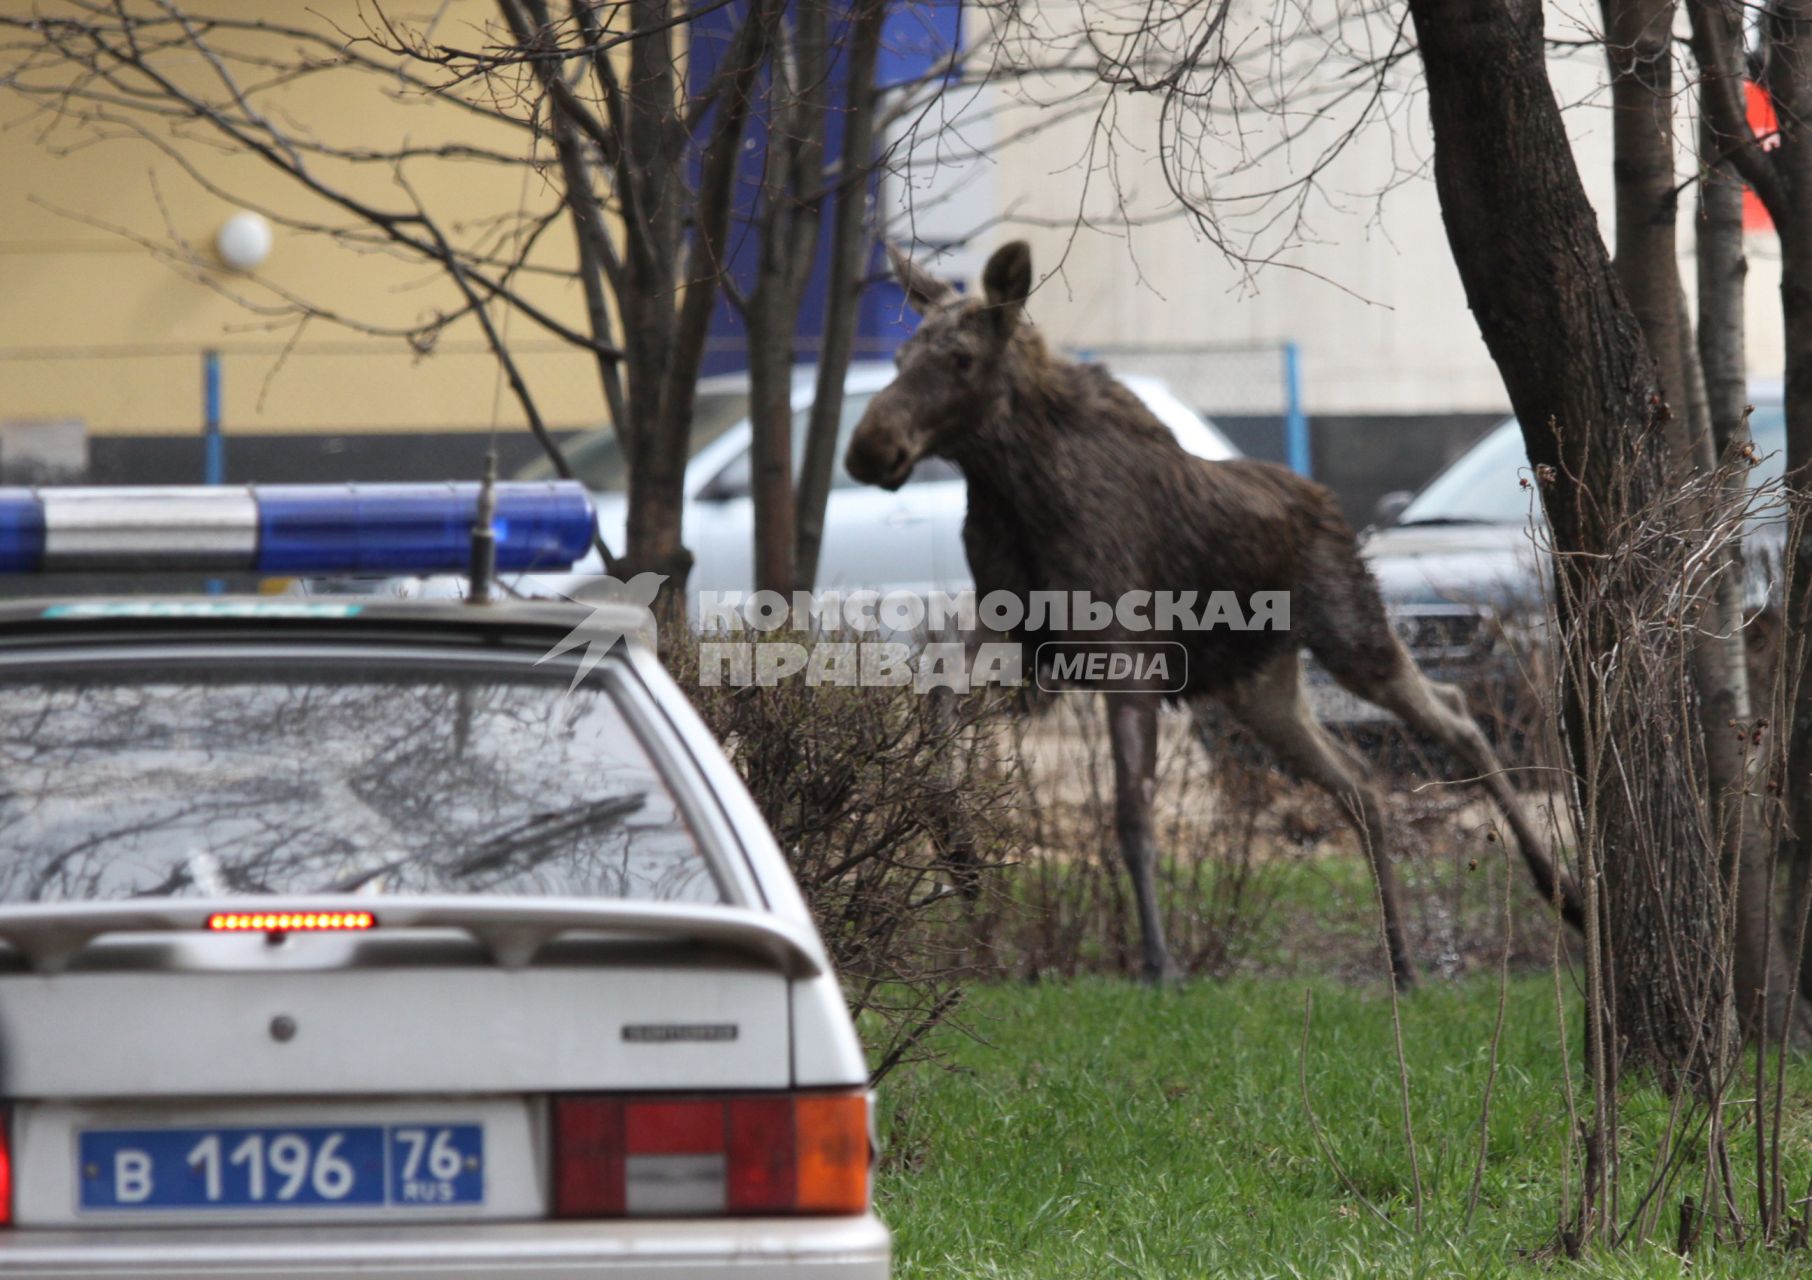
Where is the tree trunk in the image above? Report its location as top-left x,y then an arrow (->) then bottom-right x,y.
1780,217 -> 1812,1002
1689,22 -> 1801,1040
1405,0 -> 1730,1101
617,0 -> 694,619
1697,84 -> 1750,467
744,0 -> 831,596
1683,0 -> 1812,1016
746,318 -> 800,594
1602,0 -> 1684,432
796,0 -> 887,588
1753,0 -> 1812,1005
629,0 -> 774,622
1602,0 -> 1777,1047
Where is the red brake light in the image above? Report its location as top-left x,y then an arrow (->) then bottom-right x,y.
552,1092 -> 869,1219
206,912 -> 376,933
627,1100 -> 722,1156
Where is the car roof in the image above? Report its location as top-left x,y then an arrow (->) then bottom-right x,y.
695,361 -> 898,400
1396,379 -> 1791,529
0,596 -> 656,656
705,360 -> 1208,402
672,361 -> 1237,495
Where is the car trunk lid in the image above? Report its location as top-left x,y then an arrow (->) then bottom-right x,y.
0,898 -> 813,1097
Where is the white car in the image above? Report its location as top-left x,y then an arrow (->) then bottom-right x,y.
0,485 -> 887,1278
517,361 -> 1240,600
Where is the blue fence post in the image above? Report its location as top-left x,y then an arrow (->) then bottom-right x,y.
202,349 -> 224,485
1282,340 -> 1310,477
203,349 -> 224,594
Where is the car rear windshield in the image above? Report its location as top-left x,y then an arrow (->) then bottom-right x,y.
0,657 -> 720,905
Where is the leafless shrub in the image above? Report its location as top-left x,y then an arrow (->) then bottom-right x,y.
667,632 -> 1024,1083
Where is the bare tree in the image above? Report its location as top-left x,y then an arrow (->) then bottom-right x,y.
1689,0 -> 1812,1013
1673,0 -> 1806,1041
1592,0 -> 1797,1042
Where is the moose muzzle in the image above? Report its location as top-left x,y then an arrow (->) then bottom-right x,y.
844,390 -> 924,491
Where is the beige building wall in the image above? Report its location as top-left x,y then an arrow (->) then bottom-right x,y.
0,0 -> 608,457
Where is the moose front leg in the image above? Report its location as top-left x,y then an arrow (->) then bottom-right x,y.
1107,692 -> 1178,984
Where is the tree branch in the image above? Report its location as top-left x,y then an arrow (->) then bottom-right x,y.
1687,0 -> 1788,218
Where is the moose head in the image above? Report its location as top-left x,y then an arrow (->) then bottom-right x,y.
844,241 -> 1034,490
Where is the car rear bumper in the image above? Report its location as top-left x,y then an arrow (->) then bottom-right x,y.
0,1214 -> 890,1278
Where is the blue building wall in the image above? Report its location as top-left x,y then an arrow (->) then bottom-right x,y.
690,0 -> 962,377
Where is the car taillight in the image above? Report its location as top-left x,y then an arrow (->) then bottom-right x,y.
552,1092 -> 870,1218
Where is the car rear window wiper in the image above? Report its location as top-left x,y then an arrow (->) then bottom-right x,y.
451,793 -> 648,879
302,793 -> 650,895
1393,516 -> 1500,527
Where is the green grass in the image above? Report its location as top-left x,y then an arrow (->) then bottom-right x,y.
875,976 -> 1812,1278
968,843 -> 1564,985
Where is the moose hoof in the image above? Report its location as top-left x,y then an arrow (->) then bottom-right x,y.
1140,960 -> 1183,987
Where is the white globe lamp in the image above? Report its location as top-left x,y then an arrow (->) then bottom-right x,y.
215,212 -> 273,272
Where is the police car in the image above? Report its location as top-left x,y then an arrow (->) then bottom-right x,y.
0,484 -> 887,1277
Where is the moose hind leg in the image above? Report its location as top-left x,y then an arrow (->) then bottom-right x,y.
1219,652 -> 1418,988
1359,645 -> 1584,929
1107,693 -> 1177,983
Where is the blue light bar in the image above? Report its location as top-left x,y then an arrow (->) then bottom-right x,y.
0,482 -> 595,576
256,483 -> 595,573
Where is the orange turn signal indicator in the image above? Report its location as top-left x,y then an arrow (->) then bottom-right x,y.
206,911 -> 377,933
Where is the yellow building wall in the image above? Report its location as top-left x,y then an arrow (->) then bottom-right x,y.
0,0 -> 611,444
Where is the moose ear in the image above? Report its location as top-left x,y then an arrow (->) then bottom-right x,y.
982,241 -> 1032,330
887,243 -> 957,314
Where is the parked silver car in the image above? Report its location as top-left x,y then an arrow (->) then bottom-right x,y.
0,485 -> 886,1278
1310,386 -> 1789,723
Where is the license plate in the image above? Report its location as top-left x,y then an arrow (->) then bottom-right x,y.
78,1124 -> 483,1210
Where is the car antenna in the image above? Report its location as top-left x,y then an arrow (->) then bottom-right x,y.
468,450 -> 498,606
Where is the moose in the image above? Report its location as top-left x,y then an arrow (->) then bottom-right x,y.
845,240 -> 1582,987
